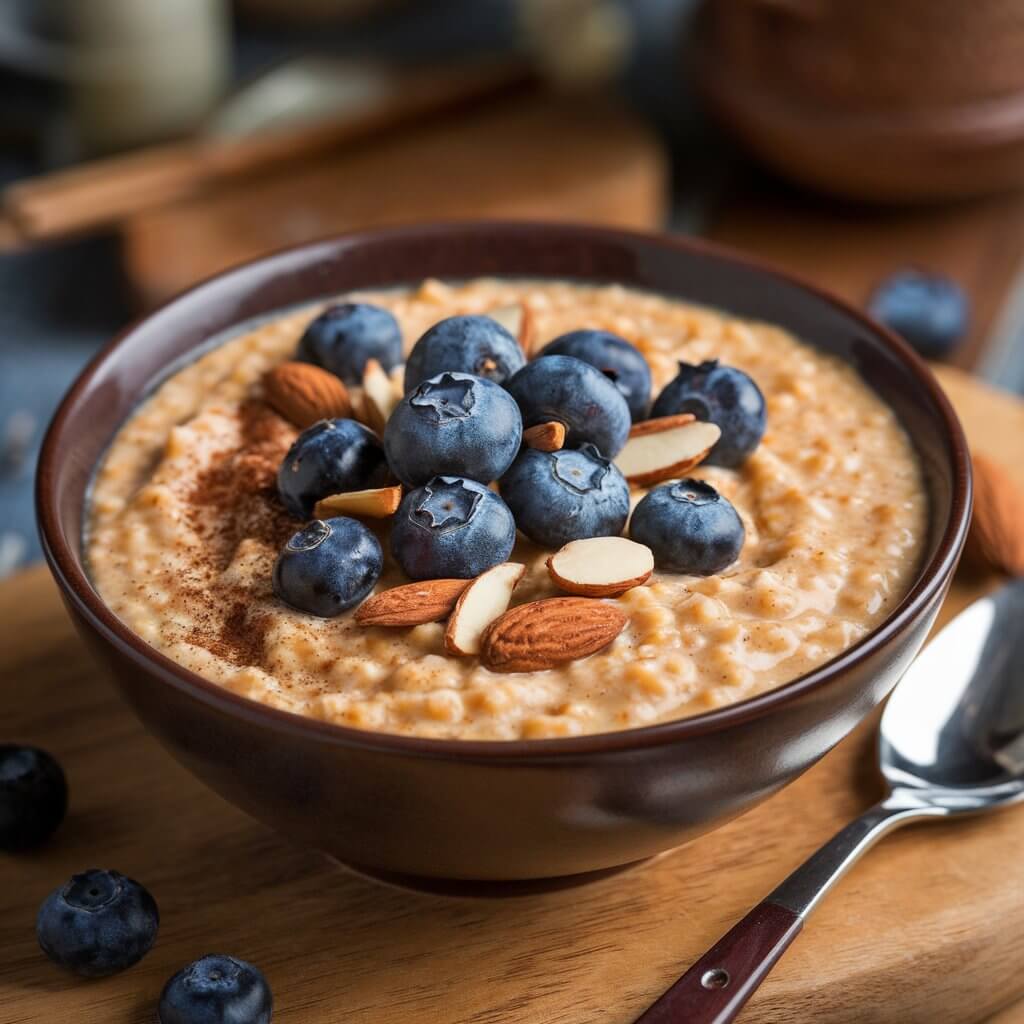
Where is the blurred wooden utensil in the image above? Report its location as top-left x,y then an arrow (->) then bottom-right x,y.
1,57 -> 530,245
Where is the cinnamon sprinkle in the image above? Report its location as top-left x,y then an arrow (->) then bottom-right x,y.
181,400 -> 298,667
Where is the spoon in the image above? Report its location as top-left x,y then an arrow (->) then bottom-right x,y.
634,579 -> 1024,1024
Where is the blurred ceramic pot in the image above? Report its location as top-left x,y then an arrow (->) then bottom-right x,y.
692,0 -> 1024,201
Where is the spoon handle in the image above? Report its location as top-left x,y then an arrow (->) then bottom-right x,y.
632,796 -> 930,1024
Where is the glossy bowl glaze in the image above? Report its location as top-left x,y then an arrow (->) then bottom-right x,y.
37,222 -> 971,888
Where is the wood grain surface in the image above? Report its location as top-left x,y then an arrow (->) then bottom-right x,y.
122,95 -> 667,308
707,178 -> 1024,372
2,366 -> 1023,1024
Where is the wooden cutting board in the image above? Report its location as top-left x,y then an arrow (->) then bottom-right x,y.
2,366 -> 1023,1024
121,95 -> 668,309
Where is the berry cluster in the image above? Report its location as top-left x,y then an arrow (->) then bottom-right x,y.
0,745 -> 273,1022
272,303 -> 765,619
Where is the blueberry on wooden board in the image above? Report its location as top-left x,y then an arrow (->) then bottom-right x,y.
0,744 -> 67,850
36,869 -> 159,977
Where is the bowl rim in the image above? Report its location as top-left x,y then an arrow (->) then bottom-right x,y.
36,220 -> 972,760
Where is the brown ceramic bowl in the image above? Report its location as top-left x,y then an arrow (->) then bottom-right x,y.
37,222 -> 970,890
692,0 -> 1024,202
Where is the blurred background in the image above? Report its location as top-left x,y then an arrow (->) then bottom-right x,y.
3,0 -> 1024,576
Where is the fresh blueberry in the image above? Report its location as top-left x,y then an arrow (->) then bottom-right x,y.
538,329 -> 652,422
36,869 -> 159,977
1,745 -> 67,850
403,314 -> 525,393
390,476 -> 515,579
503,355 -> 631,457
274,517 -> 382,616
384,372 -> 522,486
629,478 -> 744,575
296,302 -> 402,385
277,418 -> 391,519
499,444 -> 630,549
868,270 -> 969,358
159,954 -> 272,1024
651,360 -> 766,468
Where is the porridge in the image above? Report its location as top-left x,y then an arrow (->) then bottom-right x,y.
87,278 -> 926,740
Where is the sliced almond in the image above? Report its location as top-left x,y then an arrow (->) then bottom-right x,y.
361,358 -> 399,434
615,416 -> 721,487
523,421 -> 566,452
444,562 -> 526,656
314,485 -> 402,520
263,361 -> 350,428
355,578 -> 471,627
489,302 -> 536,354
481,597 -> 627,673
547,537 -> 654,597
389,362 -> 406,396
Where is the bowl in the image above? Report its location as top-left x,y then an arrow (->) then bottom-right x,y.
691,0 -> 1024,202
37,222 -> 971,890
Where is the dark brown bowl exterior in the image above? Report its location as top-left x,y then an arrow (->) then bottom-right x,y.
37,223 -> 970,884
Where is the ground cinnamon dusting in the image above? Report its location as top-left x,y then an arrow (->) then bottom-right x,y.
181,400 -> 298,667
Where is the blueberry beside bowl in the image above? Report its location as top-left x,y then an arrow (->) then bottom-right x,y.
36,222 -> 970,888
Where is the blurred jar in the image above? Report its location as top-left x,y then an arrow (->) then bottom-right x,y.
67,0 -> 229,154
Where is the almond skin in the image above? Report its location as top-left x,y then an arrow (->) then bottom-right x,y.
314,485 -> 402,520
481,597 -> 627,673
628,412 -> 696,436
355,579 -> 471,627
964,453 -> 1024,577
264,362 -> 350,428
523,421 -> 566,452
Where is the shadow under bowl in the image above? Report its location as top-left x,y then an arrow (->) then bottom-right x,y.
36,222 -> 971,888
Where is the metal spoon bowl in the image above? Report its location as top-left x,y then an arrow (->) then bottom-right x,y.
636,579 -> 1024,1024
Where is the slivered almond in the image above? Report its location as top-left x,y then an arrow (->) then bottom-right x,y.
489,302 -> 536,354
314,485 -> 402,519
523,421 -> 566,452
616,415 -> 720,486
481,597 -> 627,673
263,362 -> 350,428
547,537 -> 653,597
361,358 -> 399,434
355,578 -> 471,627
445,562 -> 526,656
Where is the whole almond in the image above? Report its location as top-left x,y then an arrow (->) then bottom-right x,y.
264,362 -> 350,428
355,579 -> 471,627
481,597 -> 627,673
964,453 -> 1024,577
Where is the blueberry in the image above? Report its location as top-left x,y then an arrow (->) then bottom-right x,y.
404,314 -> 525,393
538,329 -> 652,422
296,302 -> 402,385
499,444 -> 630,549
277,418 -> 391,519
390,476 -> 515,579
36,869 -> 159,977
274,517 -> 382,616
629,478 -> 744,575
159,954 -> 272,1024
651,360 -> 766,468
503,355 -> 631,457
868,270 -> 969,358
1,745 -> 67,850
384,372 -> 522,486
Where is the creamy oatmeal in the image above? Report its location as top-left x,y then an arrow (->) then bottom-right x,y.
87,279 -> 926,739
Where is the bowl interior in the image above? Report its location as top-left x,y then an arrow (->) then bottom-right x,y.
38,222 -> 968,743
